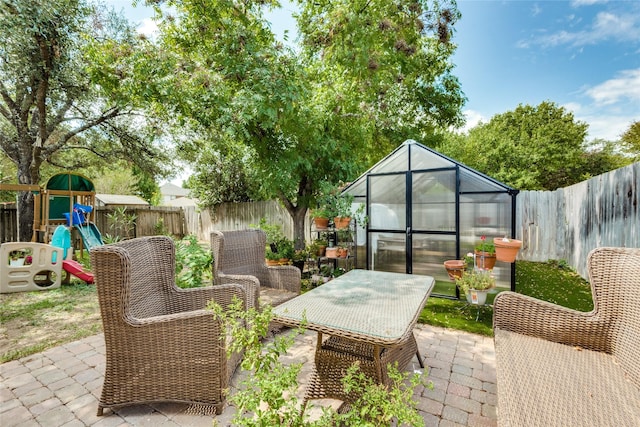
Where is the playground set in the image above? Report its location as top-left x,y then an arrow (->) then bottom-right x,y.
0,173 -> 104,293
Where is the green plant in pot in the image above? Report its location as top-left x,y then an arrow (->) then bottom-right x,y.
474,236 -> 496,270
310,207 -> 331,229
455,269 -> 495,305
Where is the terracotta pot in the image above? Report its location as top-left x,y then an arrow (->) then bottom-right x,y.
443,260 -> 465,281
474,250 -> 496,270
316,245 -> 326,257
266,259 -> 280,266
337,247 -> 348,258
493,238 -> 522,263
333,216 -> 351,229
325,247 -> 339,258
314,217 -> 329,229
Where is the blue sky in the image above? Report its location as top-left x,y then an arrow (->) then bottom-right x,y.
107,0 -> 639,142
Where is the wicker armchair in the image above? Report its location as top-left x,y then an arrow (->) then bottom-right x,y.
493,247 -> 640,426
90,236 -> 249,416
211,229 -> 301,309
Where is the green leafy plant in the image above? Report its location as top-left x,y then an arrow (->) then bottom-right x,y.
474,235 -> 495,255
208,299 -> 429,427
174,235 -> 213,288
106,206 -> 137,240
455,270 -> 495,295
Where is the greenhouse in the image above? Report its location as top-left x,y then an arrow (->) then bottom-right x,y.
342,140 -> 519,297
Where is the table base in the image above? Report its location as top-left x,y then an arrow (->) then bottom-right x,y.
304,332 -> 423,404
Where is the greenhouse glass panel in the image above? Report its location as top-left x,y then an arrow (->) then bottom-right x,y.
411,146 -> 455,170
459,168 -> 505,192
370,232 -> 406,273
412,234 -> 458,296
369,174 -> 406,230
412,171 -> 456,232
372,145 -> 408,174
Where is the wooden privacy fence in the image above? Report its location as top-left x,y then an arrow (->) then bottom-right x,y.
516,162 -> 639,279
2,163 -> 638,280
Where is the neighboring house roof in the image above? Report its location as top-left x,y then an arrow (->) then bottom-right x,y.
160,183 -> 190,198
96,194 -> 149,206
164,197 -> 198,207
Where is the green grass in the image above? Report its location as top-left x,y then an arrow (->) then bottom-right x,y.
418,260 -> 593,337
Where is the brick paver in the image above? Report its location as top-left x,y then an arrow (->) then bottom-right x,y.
1,325 -> 496,426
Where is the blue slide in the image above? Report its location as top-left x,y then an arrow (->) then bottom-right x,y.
75,222 -> 104,250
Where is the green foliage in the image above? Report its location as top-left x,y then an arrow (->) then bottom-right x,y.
620,120 -> 640,160
474,236 -> 495,255
208,298 -> 428,426
106,206 -> 137,240
174,235 -> 213,288
438,101 -> 603,190
0,0 -> 171,240
118,0 -> 465,248
252,218 -> 295,259
454,270 -> 495,294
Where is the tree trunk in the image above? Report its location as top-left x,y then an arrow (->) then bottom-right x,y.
291,206 -> 308,250
16,162 -> 38,242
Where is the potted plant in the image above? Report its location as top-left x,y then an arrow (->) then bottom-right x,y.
443,259 -> 465,281
455,269 -> 495,305
310,207 -> 330,229
494,236 -> 522,263
332,194 -> 354,229
474,236 -> 496,270
336,246 -> 348,258
325,246 -> 339,258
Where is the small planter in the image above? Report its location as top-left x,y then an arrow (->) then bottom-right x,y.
266,259 -> 280,267
10,258 -> 25,267
313,217 -> 329,229
337,247 -> 348,258
444,260 -> 465,281
467,289 -> 489,305
494,237 -> 522,263
333,216 -> 351,229
474,251 -> 496,270
315,244 -> 327,257
325,247 -> 339,258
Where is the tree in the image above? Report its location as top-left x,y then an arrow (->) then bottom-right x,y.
438,102 -> 592,190
123,0 -> 465,247
0,0 -> 169,241
621,120 -> 640,160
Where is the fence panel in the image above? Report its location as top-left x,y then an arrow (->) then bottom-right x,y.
517,162 -> 639,278
1,205 -> 18,243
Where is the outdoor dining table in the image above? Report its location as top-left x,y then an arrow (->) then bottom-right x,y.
273,269 -> 435,404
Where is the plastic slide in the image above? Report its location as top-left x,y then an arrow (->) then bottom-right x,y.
50,225 -> 71,263
62,260 -> 94,284
75,222 -> 104,250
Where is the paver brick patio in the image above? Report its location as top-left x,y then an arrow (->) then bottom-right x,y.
1,325 -> 497,426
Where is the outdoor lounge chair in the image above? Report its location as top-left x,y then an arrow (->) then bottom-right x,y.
211,229 -> 301,309
493,247 -> 640,426
90,236 -> 251,416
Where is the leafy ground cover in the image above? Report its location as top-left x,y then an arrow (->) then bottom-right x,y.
1,259 -> 593,362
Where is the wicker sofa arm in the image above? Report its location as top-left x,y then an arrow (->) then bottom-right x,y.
216,274 -> 260,310
493,291 -> 611,352
266,265 -> 301,293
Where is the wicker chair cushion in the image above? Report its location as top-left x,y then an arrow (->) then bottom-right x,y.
495,329 -> 640,426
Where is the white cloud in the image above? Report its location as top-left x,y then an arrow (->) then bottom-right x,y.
584,69 -> 640,105
137,18 -> 158,37
455,110 -> 487,133
522,10 -> 640,48
571,0 -> 609,6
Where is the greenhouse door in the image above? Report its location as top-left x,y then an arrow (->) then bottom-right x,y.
367,169 -> 458,275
